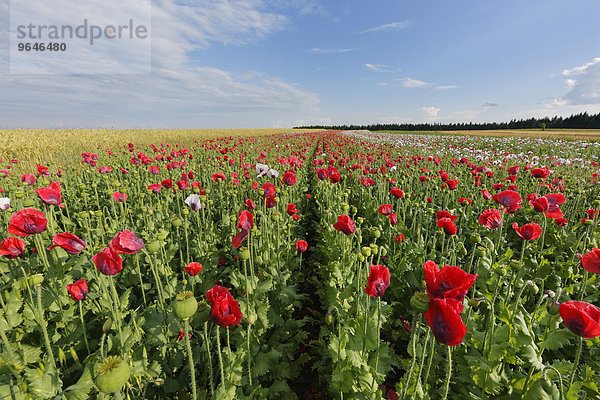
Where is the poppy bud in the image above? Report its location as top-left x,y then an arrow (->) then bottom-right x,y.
475,247 -> 486,257
230,215 -> 237,223
594,199 -> 600,206
544,290 -> 555,298
325,313 -> 333,325
146,239 -> 161,254
356,217 -> 364,224
204,189 -> 211,195
380,247 -> 387,256
258,189 -> 265,196
273,213 -> 280,222
370,244 -> 378,254
547,300 -> 560,315
361,247 -> 371,257
584,219 -> 594,226
458,243 -> 467,256
350,206 -> 358,216
208,200 -> 214,206
357,254 -> 365,263
91,183 -> 97,188
410,292 -> 430,312
509,260 -> 522,270
171,217 -> 182,228
15,191 -> 24,199
102,318 -> 113,333
239,248 -> 250,260
341,202 -> 349,213
95,210 -> 103,217
541,377 -> 553,393
468,298 -> 481,307
248,313 -> 256,325
182,208 -> 189,215
29,273 -> 44,287
526,280 -> 539,294
173,291 -> 198,321
79,211 -> 89,219
193,186 -> 200,194
371,227 -> 381,238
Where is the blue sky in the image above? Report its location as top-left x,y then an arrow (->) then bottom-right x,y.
1,0 -> 600,128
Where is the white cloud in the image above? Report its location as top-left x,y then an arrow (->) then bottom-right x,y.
365,63 -> 392,73
402,77 -> 430,88
558,57 -> 600,105
360,20 -> 410,33
435,85 -> 458,90
311,47 -> 358,53
0,0 -> 321,128
482,101 -> 498,107
422,106 -> 440,117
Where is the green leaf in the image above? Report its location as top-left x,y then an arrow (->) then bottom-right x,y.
540,329 -> 574,351
253,348 -> 281,377
523,378 -> 554,400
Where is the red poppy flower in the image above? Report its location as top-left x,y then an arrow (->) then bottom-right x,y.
364,264 -> 391,297
390,187 -> 404,199
112,191 -> 127,202
287,203 -> 298,216
237,210 -> 254,230
492,190 -> 522,212
177,180 -> 189,190
296,240 -> 308,252
0,237 -> 26,258
93,247 -> 124,275
559,301 -> 600,339
185,262 -> 203,276
508,165 -> 520,175
446,179 -> 458,190
394,234 -> 405,243
282,172 -> 297,186
333,215 -> 355,235
47,232 -> 86,255
362,178 -> 375,187
265,196 -> 277,208
244,199 -> 256,210
481,189 -> 492,200
579,248 -> 600,275
459,197 -> 472,206
478,209 -> 503,230
554,217 -> 568,226
66,279 -> 88,301
423,260 -> 477,301
110,230 -> 144,254
436,218 -> 457,235
148,165 -> 160,175
378,204 -> 392,216
388,213 -> 398,225
531,167 -> 550,179
424,298 -> 467,346
587,209 -> 599,219
261,183 -> 276,198
212,172 -> 226,182
427,197 -> 433,203
492,183 -> 504,191
148,184 -> 162,193
387,389 -> 399,400
232,229 -> 249,248
436,211 -> 457,221
21,174 -> 36,186
161,179 -> 173,189
206,285 -> 242,328
8,208 -> 47,237
329,172 -> 341,183
316,169 -> 328,180
35,182 -> 63,207
512,222 -> 542,241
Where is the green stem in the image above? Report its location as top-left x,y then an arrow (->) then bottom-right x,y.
415,329 -> 431,390
37,286 -> 57,372
569,336 -> 583,387
544,366 -> 565,399
442,346 -> 452,400
401,313 -> 421,399
79,301 -> 90,354
203,322 -> 214,398
216,327 -> 225,386
184,320 -> 197,400
423,335 -> 435,386
247,323 -> 253,386
0,323 -> 15,361
374,297 -> 382,378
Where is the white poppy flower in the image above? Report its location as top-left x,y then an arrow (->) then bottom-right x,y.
184,194 -> 204,211
0,197 -> 9,210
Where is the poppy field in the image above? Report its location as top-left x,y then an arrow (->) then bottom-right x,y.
0,129 -> 600,399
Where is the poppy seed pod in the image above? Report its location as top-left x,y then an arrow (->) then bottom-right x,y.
173,291 -> 198,321
94,355 -> 130,394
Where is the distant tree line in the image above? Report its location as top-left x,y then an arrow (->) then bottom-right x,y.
295,112 -> 600,131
